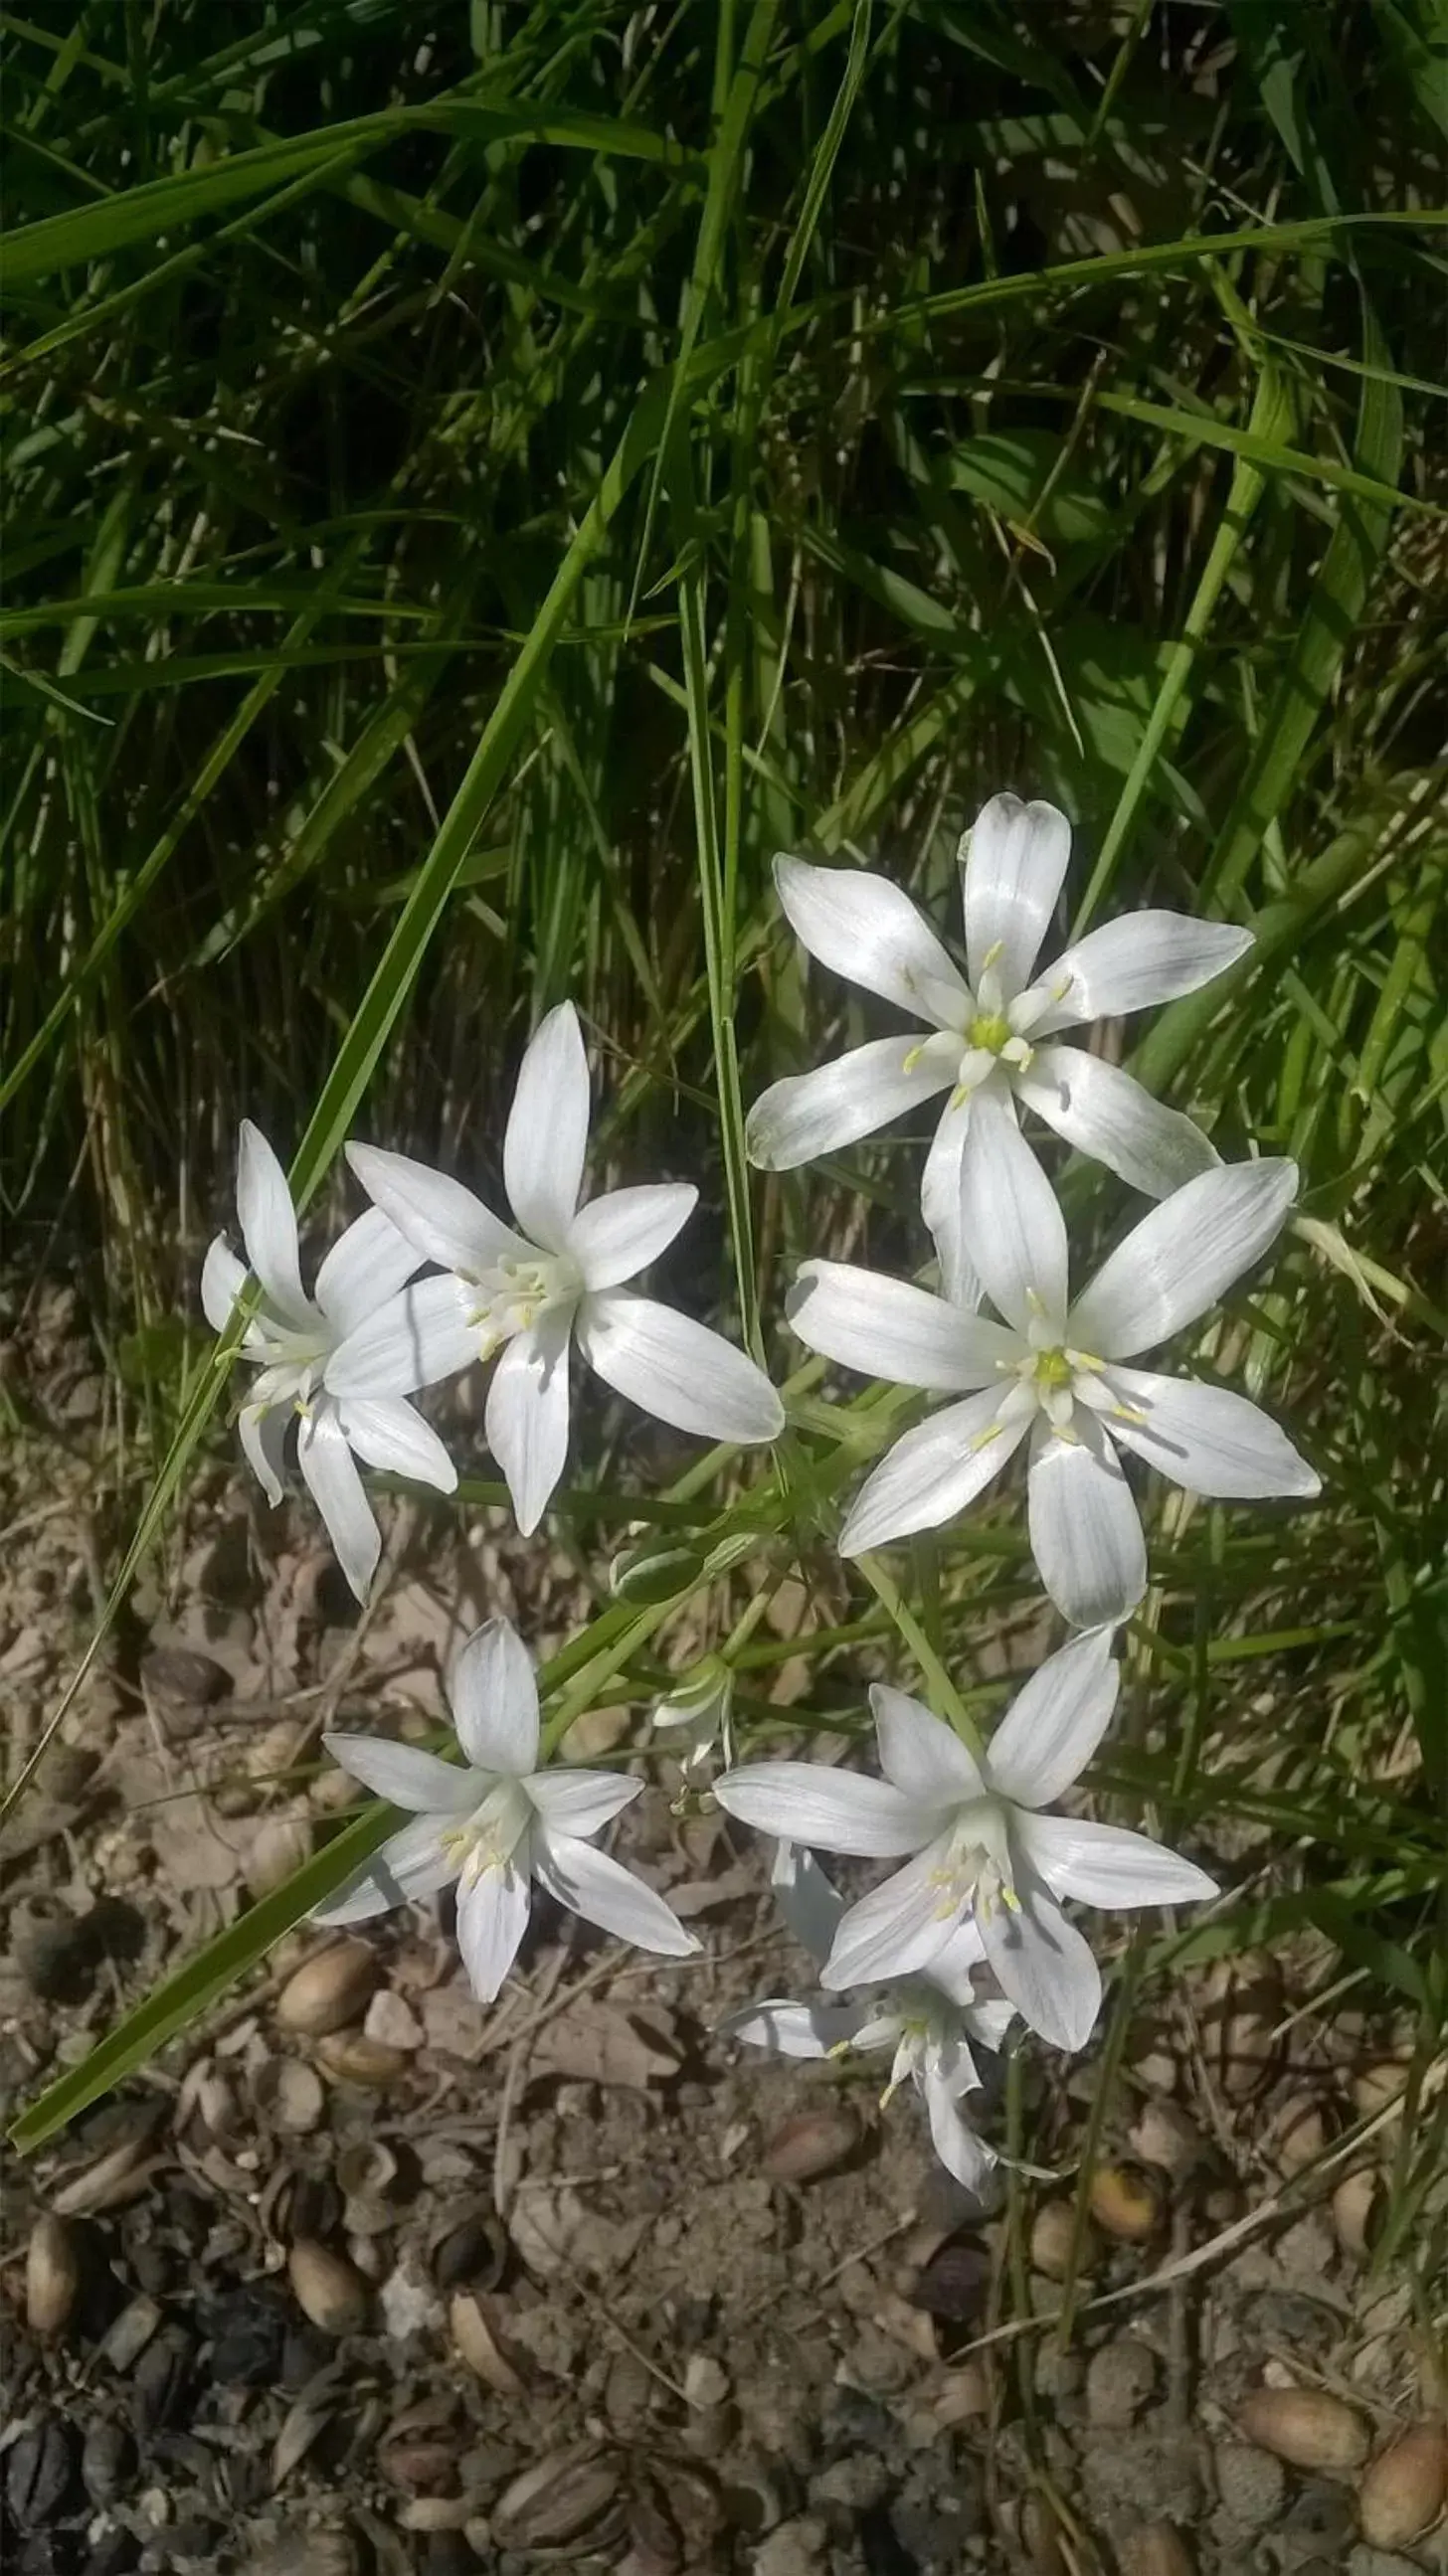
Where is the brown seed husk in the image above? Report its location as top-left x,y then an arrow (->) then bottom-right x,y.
314,2032 -> 407,2088
1029,2199 -> 1094,2282
276,1940 -> 376,2036
1237,2387 -> 1370,2476
1119,2524 -> 1196,2576
287,2238 -> 369,2336
1333,2166 -> 1380,2259
1087,2161 -> 1163,2243
1358,2421 -> 1448,2547
450,2290 -> 528,2395
493,2448 -> 622,2548
761,2106 -> 859,2182
26,2213 -> 81,2335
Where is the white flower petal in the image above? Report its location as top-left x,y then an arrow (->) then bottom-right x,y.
1017,1810 -> 1217,1910
503,1000 -> 591,1253
1015,1046 -> 1220,1200
325,1272 -> 478,1400
923,2071 -> 996,2195
312,1812 -> 461,1925
960,1087 -> 1069,1334
921,1919 -> 989,2007
237,1121 -> 311,1326
920,1085 -> 987,1313
314,1206 -> 424,1335
526,1768 -> 640,1837
1103,1367 -> 1321,1498
485,1307 -> 574,1534
202,1237 -> 262,1340
746,1035 -> 957,1170
723,1998 -> 862,2059
239,1401 -> 287,1506
964,1994 -> 1017,2053
821,1844 -> 963,1989
962,793 -> 1072,998
786,1261 -> 1014,1391
455,1864 -> 532,2002
296,1407 -> 381,1604
770,1840 -> 847,1965
774,853 -> 968,1024
981,1875 -> 1101,2052
1067,1157 -> 1298,1360
1026,1415 -> 1146,1630
320,1730 -> 476,1813
449,1616 -> 540,1774
1030,911 -> 1253,1034
333,1395 -> 456,1493
714,1761 -> 934,1858
346,1140 -> 529,1276
838,1388 -> 1028,1556
871,1685 -> 985,1803
576,1290 -> 783,1444
532,1828 -> 698,1958
983,1629 -> 1120,1809
567,1183 -> 697,1289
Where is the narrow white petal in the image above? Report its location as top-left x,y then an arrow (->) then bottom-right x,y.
1027,1415 -> 1146,1630
838,1389 -> 1028,1556
923,2072 -> 996,2195
239,1401 -> 287,1506
821,1844 -> 964,1989
202,1237 -> 260,1339
920,1086 -> 985,1312
1067,1157 -> 1298,1360
320,1730 -> 476,1813
455,1865 -> 532,2002
1017,1811 -> 1217,1909
325,1273 -> 478,1400
485,1307 -> 574,1534
346,1140 -> 529,1276
723,1998 -> 861,2059
981,1876 -> 1101,2052
786,1261 -> 1014,1390
774,853 -> 968,1023
871,1685 -> 984,1804
567,1183 -> 697,1289
314,1207 -> 424,1335
959,1087 -> 1069,1334
1103,1367 -> 1321,1499
983,1629 -> 1120,1809
237,1120 -> 311,1325
961,793 -> 1072,997
771,1840 -> 847,1965
576,1290 -> 783,1443
504,1001 -> 591,1253
714,1761 -> 934,1858
532,1829 -> 699,1958
296,1408 -> 381,1604
312,1812 -> 461,1925
1030,911 -> 1253,1034
963,1995 -> 1017,2053
526,1767 -> 639,1837
449,1616 -> 540,1773
333,1395 -> 456,1494
1015,1046 -> 1220,1200
746,1036 -> 956,1170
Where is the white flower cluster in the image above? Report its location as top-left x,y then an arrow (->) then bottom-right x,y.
205,793 -> 1318,2198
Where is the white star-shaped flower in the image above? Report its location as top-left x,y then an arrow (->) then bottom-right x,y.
786,1095 -> 1319,1626
716,1631 -> 1215,2055
326,1001 -> 784,1533
314,1615 -> 698,1998
748,792 -> 1252,1295
201,1120 -> 455,1602
726,1843 -> 1013,2196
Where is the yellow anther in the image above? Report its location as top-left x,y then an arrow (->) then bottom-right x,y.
902,1042 -> 926,1074
968,1422 -> 1006,1454
983,939 -> 1004,969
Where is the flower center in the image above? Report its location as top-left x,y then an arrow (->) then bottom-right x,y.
932,1800 -> 1020,1923
968,1010 -> 1012,1053
466,1253 -> 580,1359
440,1778 -> 533,1887
1031,1346 -> 1074,1391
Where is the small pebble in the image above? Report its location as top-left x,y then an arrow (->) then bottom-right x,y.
1238,2386 -> 1370,2476
752,2514 -> 830,2574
